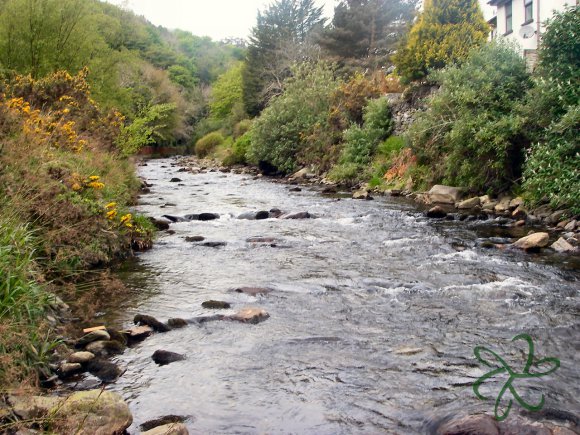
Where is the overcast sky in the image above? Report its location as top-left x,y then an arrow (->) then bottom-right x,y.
105,0 -> 494,41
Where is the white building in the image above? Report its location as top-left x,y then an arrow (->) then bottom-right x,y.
488,0 -> 574,66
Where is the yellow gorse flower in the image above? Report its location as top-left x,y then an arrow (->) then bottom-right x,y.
106,209 -> 117,220
105,202 -> 117,209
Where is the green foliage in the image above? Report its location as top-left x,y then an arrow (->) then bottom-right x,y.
408,41 -> 531,192
248,62 -> 338,173
195,131 -> 224,157
328,97 -> 393,184
378,135 -> 406,156
393,0 -> 488,83
210,62 -> 245,120
116,103 -> 178,156
522,6 -> 580,213
224,132 -> 252,166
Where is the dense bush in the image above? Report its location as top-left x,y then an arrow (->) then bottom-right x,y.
522,6 -> 580,213
248,62 -> 338,174
330,97 -> 393,183
408,42 -> 532,193
223,132 -> 252,166
195,131 -> 224,157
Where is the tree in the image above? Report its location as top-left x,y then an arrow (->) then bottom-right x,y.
209,61 -> 245,120
242,0 -> 326,116
393,0 -> 488,83
319,0 -> 417,71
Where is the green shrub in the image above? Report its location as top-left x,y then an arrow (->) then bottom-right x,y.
248,62 -> 339,174
363,98 -> 393,139
378,135 -> 407,156
224,132 -> 252,166
195,131 -> 224,157
328,162 -> 366,183
522,6 -> 580,213
332,97 -> 394,183
408,41 -> 532,192
341,125 -> 380,166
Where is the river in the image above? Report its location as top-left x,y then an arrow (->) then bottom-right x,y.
106,158 -> 579,434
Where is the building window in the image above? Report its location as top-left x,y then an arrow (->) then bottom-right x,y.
505,2 -> 513,34
524,0 -> 533,23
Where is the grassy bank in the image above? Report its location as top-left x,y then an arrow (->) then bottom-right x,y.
0,70 -> 154,389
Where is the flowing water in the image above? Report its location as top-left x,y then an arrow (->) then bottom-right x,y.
106,158 -> 579,434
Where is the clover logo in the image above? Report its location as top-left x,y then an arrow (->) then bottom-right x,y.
473,333 -> 560,421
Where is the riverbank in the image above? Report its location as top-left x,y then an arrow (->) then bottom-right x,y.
0,71 -> 156,432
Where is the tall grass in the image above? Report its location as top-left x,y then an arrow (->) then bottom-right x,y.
0,213 -> 54,388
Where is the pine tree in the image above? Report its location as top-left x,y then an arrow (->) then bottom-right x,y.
393,0 -> 488,83
242,0 -> 325,116
318,0 -> 417,71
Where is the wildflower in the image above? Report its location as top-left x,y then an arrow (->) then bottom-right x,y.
72,183 -> 82,191
120,213 -> 132,224
88,175 -> 100,181
87,181 -> 105,189
105,202 -> 117,209
106,210 -> 117,220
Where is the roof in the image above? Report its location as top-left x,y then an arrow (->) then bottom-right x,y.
488,0 -> 511,6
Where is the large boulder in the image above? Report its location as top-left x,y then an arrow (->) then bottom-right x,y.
54,390 -> 132,435
513,232 -> 550,250
427,185 -> 463,204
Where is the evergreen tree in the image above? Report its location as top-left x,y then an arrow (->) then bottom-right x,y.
319,0 -> 417,71
242,0 -> 325,116
393,0 -> 488,83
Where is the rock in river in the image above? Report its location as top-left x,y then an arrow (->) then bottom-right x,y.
142,423 -> 189,435
185,235 -> 205,242
75,330 -> 110,348
141,415 -> 188,432
167,318 -> 188,328
67,351 -> 95,364
234,287 -> 272,296
202,300 -> 231,309
228,307 -> 270,324
512,232 -> 550,251
134,314 -> 171,332
86,358 -> 125,382
426,206 -> 447,218
427,185 -> 463,204
551,237 -> 575,253
152,350 -> 186,366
